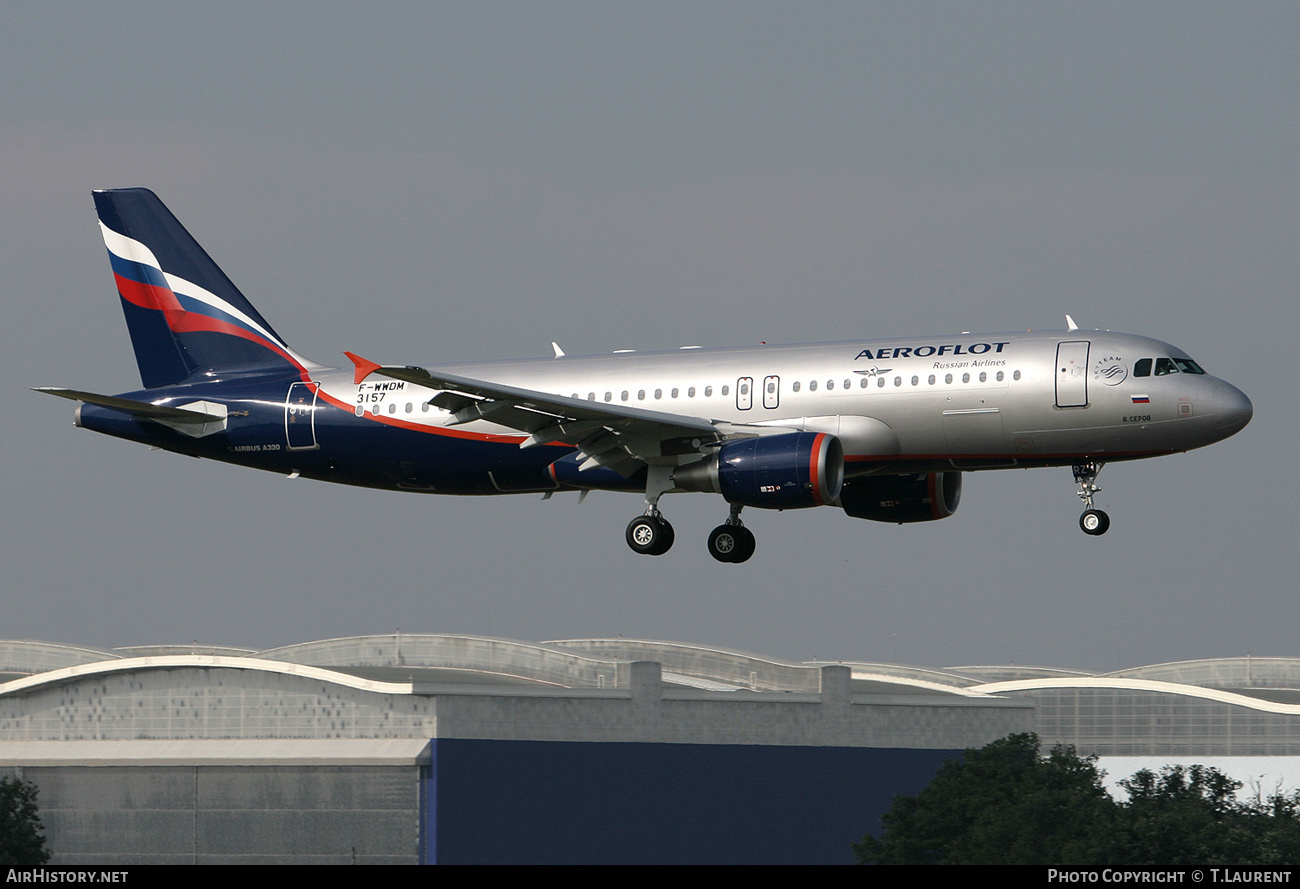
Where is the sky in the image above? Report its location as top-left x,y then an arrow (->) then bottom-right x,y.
2,2 -> 1296,672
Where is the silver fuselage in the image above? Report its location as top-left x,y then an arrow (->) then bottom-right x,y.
318,329 -> 1252,476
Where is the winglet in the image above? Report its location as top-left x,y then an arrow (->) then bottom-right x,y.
344,351 -> 383,384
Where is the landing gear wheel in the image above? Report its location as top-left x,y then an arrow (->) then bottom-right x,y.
1079,509 -> 1110,536
707,524 -> 756,563
627,515 -> 674,555
731,526 -> 756,563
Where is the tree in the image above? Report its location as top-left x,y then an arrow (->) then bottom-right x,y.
1112,765 -> 1300,866
0,776 -> 51,865
854,735 -> 1300,865
852,733 -> 1115,864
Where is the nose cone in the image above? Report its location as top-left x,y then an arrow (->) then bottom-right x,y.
1210,379 -> 1253,439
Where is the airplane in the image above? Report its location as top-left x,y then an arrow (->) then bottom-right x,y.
37,188 -> 1253,563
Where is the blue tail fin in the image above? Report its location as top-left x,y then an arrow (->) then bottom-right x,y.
93,188 -> 314,388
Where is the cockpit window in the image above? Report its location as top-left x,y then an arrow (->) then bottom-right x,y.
1133,358 -> 1152,377
1154,358 -> 1179,376
1173,357 -> 1205,374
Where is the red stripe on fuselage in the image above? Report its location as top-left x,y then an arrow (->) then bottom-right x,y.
313,388 -> 529,444
844,450 -> 1172,462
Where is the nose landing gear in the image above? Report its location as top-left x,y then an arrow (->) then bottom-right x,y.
1073,461 -> 1110,536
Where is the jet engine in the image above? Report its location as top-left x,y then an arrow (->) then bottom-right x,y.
673,432 -> 844,509
838,472 -> 962,523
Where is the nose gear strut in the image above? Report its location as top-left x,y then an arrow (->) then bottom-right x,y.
1073,461 -> 1111,536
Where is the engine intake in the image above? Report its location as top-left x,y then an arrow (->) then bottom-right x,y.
673,432 -> 844,509
839,472 -> 962,523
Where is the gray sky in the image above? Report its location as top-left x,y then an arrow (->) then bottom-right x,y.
2,2 -> 1295,671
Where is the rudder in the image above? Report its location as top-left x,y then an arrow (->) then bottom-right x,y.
94,188 -> 313,388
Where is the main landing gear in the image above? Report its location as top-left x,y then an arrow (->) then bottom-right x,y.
626,512 -> 675,556
1073,461 -> 1111,536
624,468 -> 756,561
707,504 -> 755,564
624,508 -> 758,562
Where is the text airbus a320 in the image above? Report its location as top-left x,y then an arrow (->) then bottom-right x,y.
38,188 -> 1253,562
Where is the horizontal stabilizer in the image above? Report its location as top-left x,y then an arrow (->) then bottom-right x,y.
34,388 -> 228,438
35,388 -> 212,420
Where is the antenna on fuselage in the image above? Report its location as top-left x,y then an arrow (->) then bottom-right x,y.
1066,314 -> 1079,331
552,342 -> 566,358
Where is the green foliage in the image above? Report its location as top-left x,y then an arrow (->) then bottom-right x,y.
852,733 -> 1114,865
853,734 -> 1300,865
0,776 -> 51,865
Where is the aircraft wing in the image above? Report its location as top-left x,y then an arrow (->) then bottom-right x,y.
347,353 -> 750,476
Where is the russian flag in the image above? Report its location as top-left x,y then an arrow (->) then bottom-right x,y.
1131,395 -> 1150,404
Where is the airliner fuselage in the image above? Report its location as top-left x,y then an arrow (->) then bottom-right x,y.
41,189 -> 1253,562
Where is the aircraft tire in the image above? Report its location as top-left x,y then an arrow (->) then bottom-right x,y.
627,515 -> 674,555
707,525 -> 739,562
731,526 -> 756,563
1079,509 -> 1111,536
708,525 -> 755,563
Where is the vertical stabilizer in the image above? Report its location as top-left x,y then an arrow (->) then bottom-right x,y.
93,188 -> 313,388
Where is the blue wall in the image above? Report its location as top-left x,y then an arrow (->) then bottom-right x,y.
426,739 -> 955,864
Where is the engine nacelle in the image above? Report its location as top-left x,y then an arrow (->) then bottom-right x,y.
839,472 -> 962,523
673,432 -> 844,509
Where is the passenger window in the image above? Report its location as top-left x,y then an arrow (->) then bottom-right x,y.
962,373 -> 970,383
405,402 -> 413,413
688,387 -> 696,397
588,392 -> 596,401
604,392 -> 612,402
721,385 -> 729,396
671,388 -> 679,398
1013,370 -> 1021,381
945,374 -> 953,384
894,377 -> 902,387
843,379 -> 851,389
637,390 -> 645,400
996,371 -> 1004,382
877,377 -> 885,388
928,375 -> 936,385
654,389 -> 662,399
979,372 -> 987,382
1133,359 -> 1152,377
621,390 -> 629,401
792,381 -> 800,392
827,380 -> 835,390
911,375 -> 919,386
809,380 -> 818,391
705,386 -> 713,397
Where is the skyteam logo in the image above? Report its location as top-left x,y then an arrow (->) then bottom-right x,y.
1091,356 -> 1128,386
